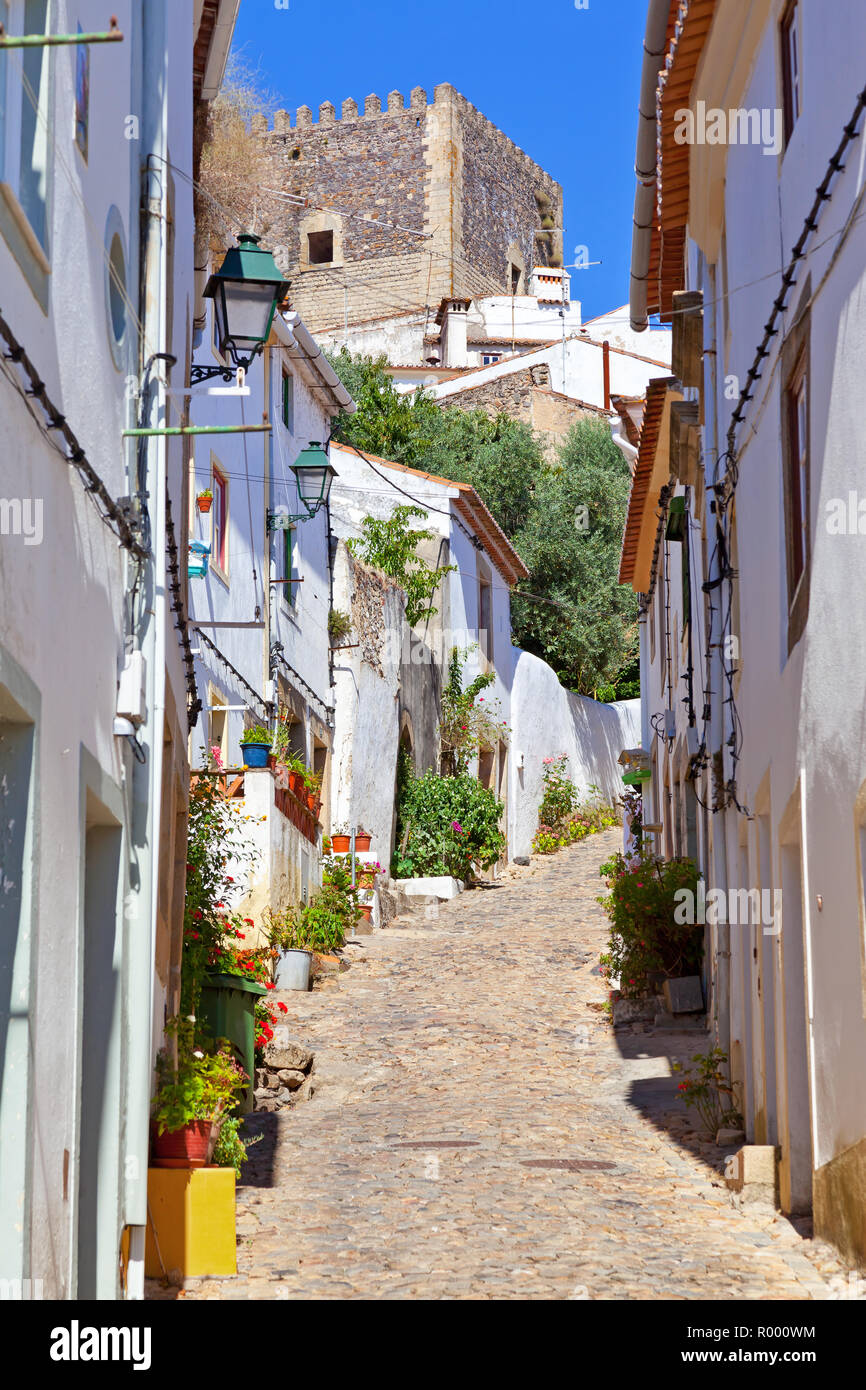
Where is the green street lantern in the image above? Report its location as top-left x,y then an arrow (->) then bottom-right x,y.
192,233 -> 288,382
291,442 -> 337,517
267,442 -> 338,531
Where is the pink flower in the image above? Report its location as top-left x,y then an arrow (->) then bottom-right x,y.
210,745 -> 224,769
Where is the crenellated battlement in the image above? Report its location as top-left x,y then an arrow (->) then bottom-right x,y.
258,83 -> 558,187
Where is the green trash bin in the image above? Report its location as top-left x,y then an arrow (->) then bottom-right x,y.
199,972 -> 268,1114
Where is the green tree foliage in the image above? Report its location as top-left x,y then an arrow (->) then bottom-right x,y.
347,504 -> 455,627
327,351 -> 639,696
511,419 -> 639,696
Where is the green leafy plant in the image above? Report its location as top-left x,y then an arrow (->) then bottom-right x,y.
239,723 -> 272,746
347,504 -> 455,627
151,1017 -> 247,1135
439,646 -> 508,776
393,768 -> 505,879
181,767 -> 262,1019
597,851 -> 702,996
197,488 -> 213,502
328,608 -> 353,643
538,753 -> 580,829
672,1048 -> 742,1137
211,1114 -> 263,1177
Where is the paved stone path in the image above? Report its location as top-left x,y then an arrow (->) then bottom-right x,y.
167,828 -> 849,1301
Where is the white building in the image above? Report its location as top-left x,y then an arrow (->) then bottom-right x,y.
328,444 -> 527,859
0,0 -> 239,1299
188,307 -> 353,917
623,0 -> 866,1266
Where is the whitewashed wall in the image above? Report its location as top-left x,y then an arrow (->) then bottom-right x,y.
510,651 -> 640,858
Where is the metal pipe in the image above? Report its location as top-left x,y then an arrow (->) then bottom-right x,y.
125,0 -> 168,1301
629,0 -> 670,332
602,339 -> 611,409
123,423 -> 271,437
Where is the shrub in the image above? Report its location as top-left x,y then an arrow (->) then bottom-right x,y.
538,754 -> 580,829
394,769 -> 505,879
239,723 -> 272,745
672,1048 -> 742,1136
597,851 -> 702,996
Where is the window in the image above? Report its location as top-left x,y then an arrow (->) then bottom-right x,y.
787,368 -> 808,591
482,353 -> 501,366
478,574 -> 493,666
209,694 -> 228,768
780,282 -> 811,653
211,462 -> 228,577
282,525 -> 296,607
510,263 -> 522,295
781,1 -> 801,146
104,207 -> 128,368
307,229 -> 333,265
281,368 -> 294,432
0,0 -> 52,298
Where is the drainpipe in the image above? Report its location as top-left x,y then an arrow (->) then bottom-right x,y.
602,339 -> 611,410
125,0 -> 169,1301
610,414 -> 638,469
629,0 -> 670,332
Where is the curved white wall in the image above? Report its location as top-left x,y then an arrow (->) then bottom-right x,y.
510,649 -> 640,857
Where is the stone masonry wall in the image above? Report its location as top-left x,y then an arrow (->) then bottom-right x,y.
459,99 -> 563,292
434,367 -> 605,458
257,85 -> 563,343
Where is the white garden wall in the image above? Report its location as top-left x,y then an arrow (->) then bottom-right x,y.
510,649 -> 640,858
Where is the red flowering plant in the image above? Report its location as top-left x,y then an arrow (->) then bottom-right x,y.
181,766 -> 261,1021
597,850 -> 702,997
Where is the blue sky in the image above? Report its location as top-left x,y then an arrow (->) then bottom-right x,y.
231,0 -> 649,321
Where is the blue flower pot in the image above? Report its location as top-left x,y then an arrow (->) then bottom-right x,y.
241,742 -> 271,768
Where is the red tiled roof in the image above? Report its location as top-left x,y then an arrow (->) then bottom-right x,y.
332,444 -> 529,585
619,376 -> 678,586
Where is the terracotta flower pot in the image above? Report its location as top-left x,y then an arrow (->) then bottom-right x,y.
358,871 -> 376,888
355,833 -> 372,852
197,496 -> 212,513
289,771 -> 304,796
150,1118 -> 213,1169
331,834 -> 350,853
306,791 -> 317,813
359,905 -> 373,923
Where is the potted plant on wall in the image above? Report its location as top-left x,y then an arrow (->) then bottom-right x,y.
197,488 -> 213,513
331,824 -> 351,854
304,767 -> 323,816
354,826 -> 372,852
150,1017 -> 247,1168
239,724 -> 272,768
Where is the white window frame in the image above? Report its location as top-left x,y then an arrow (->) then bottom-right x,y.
0,0 -> 53,300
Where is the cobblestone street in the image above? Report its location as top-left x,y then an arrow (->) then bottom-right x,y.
172,829 -> 847,1301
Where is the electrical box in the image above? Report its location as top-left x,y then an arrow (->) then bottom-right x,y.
664,709 -> 677,740
117,651 -> 146,725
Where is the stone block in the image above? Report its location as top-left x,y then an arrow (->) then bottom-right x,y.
277,1068 -> 305,1090
663,976 -> 704,1014
395,876 -> 464,900
716,1127 -> 746,1147
364,94 -> 381,116
342,98 -> 358,120
612,997 -> 656,1025
725,1145 -> 779,1198
264,1034 -> 313,1072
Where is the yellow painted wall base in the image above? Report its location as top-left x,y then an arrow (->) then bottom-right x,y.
145,1167 -> 237,1280
813,1136 -> 866,1267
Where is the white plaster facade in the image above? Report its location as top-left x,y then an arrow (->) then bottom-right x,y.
624,0 -> 866,1264
188,307 -> 353,918
510,653 -> 641,859
0,0 -> 238,1300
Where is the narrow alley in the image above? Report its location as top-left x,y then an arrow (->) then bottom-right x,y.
173,830 -> 845,1302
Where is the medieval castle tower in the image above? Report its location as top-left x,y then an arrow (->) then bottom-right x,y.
252,83 -> 564,360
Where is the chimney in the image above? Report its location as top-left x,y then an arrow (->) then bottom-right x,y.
440,298 -> 472,368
